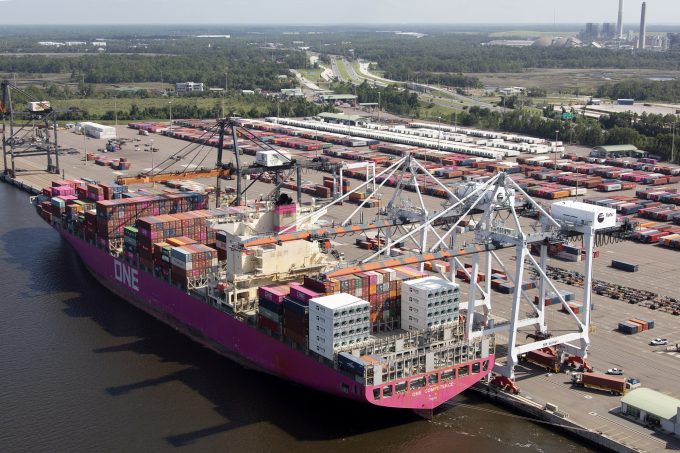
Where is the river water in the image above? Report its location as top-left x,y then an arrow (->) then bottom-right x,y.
0,183 -> 594,453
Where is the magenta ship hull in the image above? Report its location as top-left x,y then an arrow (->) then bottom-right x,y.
58,228 -> 494,411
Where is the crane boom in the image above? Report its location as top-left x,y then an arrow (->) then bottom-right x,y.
115,167 -> 233,186
240,219 -> 414,249
323,243 -> 504,279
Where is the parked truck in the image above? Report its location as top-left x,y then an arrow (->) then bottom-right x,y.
522,349 -> 561,373
571,372 -> 637,395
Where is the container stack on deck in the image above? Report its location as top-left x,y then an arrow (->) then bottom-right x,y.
170,243 -> 219,285
304,266 -> 427,332
95,192 -> 209,245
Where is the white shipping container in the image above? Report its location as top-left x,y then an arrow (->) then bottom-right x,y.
27,101 -> 51,112
256,150 -> 292,167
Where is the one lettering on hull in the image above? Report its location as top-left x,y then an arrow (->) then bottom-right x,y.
114,260 -> 139,291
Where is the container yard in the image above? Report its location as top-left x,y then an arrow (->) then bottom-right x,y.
3,115 -> 680,453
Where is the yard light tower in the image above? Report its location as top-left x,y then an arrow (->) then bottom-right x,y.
169,101 -> 173,133
554,130 -> 560,170
437,116 -> 442,152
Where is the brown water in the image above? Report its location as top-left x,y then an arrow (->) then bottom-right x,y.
0,183 -> 595,453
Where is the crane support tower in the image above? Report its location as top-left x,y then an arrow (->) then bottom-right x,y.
2,80 -> 62,177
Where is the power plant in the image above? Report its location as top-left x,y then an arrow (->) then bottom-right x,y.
638,1 -> 647,49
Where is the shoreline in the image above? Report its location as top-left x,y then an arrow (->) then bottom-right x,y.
0,172 -> 638,453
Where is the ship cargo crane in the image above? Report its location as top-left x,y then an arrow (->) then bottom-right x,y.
115,166 -> 235,185
1,80 -> 70,177
116,118 -> 346,207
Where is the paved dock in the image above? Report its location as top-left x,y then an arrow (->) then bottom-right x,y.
4,122 -> 680,451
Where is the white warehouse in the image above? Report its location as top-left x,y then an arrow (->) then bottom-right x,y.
76,122 -> 116,139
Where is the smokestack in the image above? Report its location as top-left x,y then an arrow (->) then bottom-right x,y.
617,0 -> 624,39
639,1 -> 647,49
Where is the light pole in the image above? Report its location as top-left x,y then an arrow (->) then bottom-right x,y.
437,116 -> 442,152
377,91 -> 381,124
554,130 -> 560,170
168,101 -> 173,133
114,97 -> 118,127
222,71 -> 228,118
670,106 -> 677,164
672,116 -> 676,163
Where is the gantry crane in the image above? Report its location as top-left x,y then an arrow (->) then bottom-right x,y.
2,80 -> 66,177
116,117 -> 347,208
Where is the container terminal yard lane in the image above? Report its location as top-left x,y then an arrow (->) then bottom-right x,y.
5,119 -> 680,452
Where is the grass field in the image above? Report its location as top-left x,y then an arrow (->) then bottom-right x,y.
335,59 -> 352,82
352,61 -> 390,84
470,68 -> 680,94
297,68 -> 323,82
417,103 -> 462,121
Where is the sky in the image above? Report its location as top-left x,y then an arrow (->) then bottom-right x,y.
0,0 -> 679,25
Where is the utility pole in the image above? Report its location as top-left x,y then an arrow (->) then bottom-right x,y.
672,115 -> 676,163
437,116 -> 442,152
554,130 -> 560,171
1,80 -> 8,175
222,72 -> 228,118
377,91 -> 381,124
168,101 -> 173,133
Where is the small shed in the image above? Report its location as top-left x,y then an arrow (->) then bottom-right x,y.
620,388 -> 680,435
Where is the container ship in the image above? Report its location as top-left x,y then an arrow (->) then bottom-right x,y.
32,167 -> 495,415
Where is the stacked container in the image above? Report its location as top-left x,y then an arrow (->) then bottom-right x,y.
257,285 -> 289,334
304,265 -> 427,332
282,297 -> 309,346
308,293 -> 371,360
169,244 -> 219,285
123,226 -> 138,261
618,318 -> 655,334
401,277 -> 459,331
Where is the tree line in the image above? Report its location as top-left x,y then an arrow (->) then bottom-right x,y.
332,82 -> 419,116
431,107 -> 677,161
597,79 -> 680,102
0,51 -> 305,91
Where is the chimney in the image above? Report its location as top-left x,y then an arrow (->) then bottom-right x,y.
639,1 -> 647,49
617,0 -> 624,39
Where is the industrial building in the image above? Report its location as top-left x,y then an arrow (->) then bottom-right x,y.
175,82 -> 204,94
590,144 -> 646,158
75,122 -> 116,140
318,94 -> 358,106
317,112 -> 368,126
280,88 -> 304,98
620,388 -> 680,435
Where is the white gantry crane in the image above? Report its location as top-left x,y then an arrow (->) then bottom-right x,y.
275,155 -> 630,380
